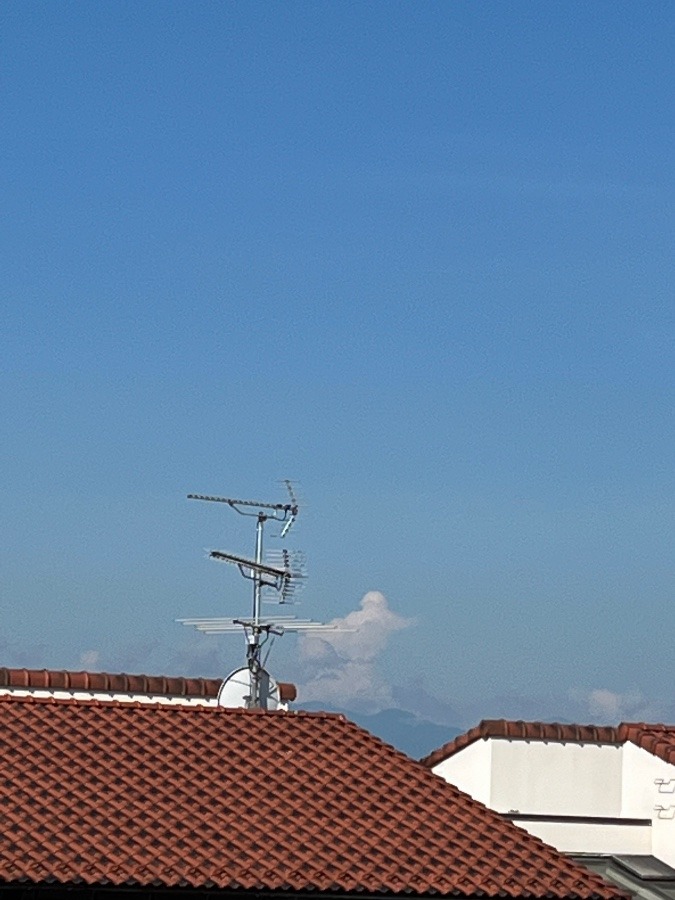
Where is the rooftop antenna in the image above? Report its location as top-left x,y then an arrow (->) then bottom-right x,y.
179,481 -> 344,709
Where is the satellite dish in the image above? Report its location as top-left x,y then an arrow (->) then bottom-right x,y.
217,666 -> 281,710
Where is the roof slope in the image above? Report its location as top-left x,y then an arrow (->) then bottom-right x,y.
0,695 -> 619,898
421,719 -> 675,769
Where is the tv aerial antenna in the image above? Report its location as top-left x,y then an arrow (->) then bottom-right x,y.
178,481 -> 343,709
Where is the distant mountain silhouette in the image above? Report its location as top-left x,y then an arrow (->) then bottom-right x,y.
299,703 -> 460,759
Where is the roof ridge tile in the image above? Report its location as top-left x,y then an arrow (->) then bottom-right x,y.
0,666 -> 222,698
422,719 -> 624,768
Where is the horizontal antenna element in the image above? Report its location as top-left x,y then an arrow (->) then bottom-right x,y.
209,550 -> 289,581
188,493 -> 294,511
178,616 -> 349,635
188,492 -> 298,521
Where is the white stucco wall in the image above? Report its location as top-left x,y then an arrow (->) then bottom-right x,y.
513,819 -> 651,854
489,739 -> 623,816
433,738 -> 492,806
621,741 -> 675,869
432,734 -> 675,865
621,741 -> 674,816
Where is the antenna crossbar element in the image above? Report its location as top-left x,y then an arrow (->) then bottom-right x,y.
209,549 -> 306,600
188,493 -> 298,522
209,550 -> 287,581
179,615 -> 311,625
177,615 -> 350,635
188,494 -> 294,511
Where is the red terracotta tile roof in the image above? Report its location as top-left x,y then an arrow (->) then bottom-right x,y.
421,720 -> 621,768
618,722 -> 675,766
421,719 -> 675,769
0,666 -> 297,702
0,665 -> 221,697
0,695 -> 620,898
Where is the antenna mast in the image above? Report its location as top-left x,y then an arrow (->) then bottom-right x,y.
180,481 -> 339,709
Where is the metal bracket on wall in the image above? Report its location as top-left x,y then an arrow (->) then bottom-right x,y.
654,804 -> 675,819
655,778 -> 675,794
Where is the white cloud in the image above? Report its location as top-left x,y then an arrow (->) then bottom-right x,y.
571,687 -> 664,724
297,659 -> 397,709
297,591 -> 412,711
588,688 -> 633,721
79,650 -> 100,670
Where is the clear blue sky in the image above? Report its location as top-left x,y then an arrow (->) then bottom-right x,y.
2,2 -> 674,727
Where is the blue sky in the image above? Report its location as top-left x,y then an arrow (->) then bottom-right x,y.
2,2 -> 674,727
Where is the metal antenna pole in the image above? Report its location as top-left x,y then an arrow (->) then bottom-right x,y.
248,511 -> 265,708
253,512 -> 264,625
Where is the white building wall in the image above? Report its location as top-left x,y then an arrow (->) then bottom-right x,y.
489,739 -> 623,816
621,741 -> 674,816
621,741 -> 675,869
432,737 -> 655,858
653,813 -> 675,870
514,819 -> 651,855
433,738 -> 492,806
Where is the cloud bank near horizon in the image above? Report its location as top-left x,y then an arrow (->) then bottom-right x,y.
570,687 -> 665,724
